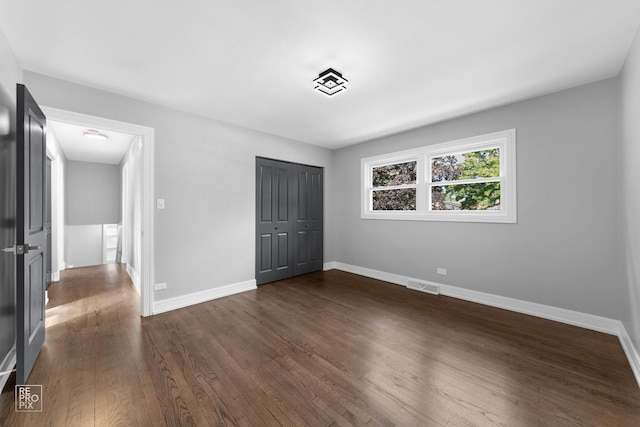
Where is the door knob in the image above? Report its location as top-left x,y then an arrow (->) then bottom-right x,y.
2,244 -> 40,255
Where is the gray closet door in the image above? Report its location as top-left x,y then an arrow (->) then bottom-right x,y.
293,164 -> 323,276
256,158 -> 323,285
256,158 -> 294,284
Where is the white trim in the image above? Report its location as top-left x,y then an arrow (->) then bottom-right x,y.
153,280 -> 257,315
323,262 -> 337,271
619,324 -> 640,389
51,271 -> 60,282
440,283 -> 620,335
0,344 -> 16,392
126,264 -> 141,296
361,129 -> 516,223
41,106 -> 155,317
332,262 -> 406,286
327,262 -> 640,388
141,129 -> 155,317
330,262 -> 619,334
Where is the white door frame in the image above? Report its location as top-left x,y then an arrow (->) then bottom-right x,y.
42,106 -> 155,317
121,163 -> 129,266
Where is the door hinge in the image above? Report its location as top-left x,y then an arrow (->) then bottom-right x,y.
2,244 -> 40,255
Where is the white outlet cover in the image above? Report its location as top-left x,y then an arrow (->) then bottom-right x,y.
437,268 -> 447,275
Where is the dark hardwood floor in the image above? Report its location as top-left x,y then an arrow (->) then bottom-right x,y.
1,264 -> 639,426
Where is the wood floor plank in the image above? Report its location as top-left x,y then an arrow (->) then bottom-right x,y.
1,264 -> 639,426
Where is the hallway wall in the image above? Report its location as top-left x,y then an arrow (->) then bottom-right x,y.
64,160 -> 120,268
120,137 -> 142,293
66,160 -> 120,225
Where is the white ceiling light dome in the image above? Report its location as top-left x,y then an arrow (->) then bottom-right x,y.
83,129 -> 109,141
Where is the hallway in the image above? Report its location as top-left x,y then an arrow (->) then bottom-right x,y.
0,264 -> 147,425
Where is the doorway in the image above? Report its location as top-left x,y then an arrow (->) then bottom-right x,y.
42,107 -> 155,316
256,157 -> 323,285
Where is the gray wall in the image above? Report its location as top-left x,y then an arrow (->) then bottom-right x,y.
65,160 -> 120,268
66,160 -> 120,225
23,71 -> 334,301
331,78 -> 620,319
0,55 -> 17,385
620,27 -> 640,353
0,25 -> 20,388
0,27 -> 20,102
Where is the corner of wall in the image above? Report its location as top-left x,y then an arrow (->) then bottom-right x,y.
619,20 -> 640,378
619,323 -> 640,389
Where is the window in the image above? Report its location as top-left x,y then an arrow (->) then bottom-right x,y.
362,129 -> 516,223
371,160 -> 417,211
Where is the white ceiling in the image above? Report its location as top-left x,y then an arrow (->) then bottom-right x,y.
2,0 -> 640,149
48,120 -> 136,165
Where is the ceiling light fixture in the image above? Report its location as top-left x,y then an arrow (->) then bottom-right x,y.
313,68 -> 348,96
83,129 -> 109,141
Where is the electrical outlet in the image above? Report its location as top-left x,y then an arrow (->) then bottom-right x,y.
154,282 -> 167,291
156,199 -> 165,209
437,267 -> 447,275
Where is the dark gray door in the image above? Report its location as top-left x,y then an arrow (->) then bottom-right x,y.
16,84 -> 47,385
293,165 -> 323,276
256,158 -> 294,284
256,158 -> 323,285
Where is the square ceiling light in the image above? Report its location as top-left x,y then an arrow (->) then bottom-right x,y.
313,68 -> 348,96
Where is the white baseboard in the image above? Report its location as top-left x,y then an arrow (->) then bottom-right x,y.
153,280 -> 257,315
439,282 -> 621,335
126,264 -> 141,296
323,262 -> 337,271
331,262 -> 619,334
332,262 -> 407,286
619,324 -> 640,388
328,262 -> 640,389
51,271 -> 60,282
0,344 -> 16,392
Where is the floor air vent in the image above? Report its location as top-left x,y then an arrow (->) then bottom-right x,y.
407,280 -> 440,295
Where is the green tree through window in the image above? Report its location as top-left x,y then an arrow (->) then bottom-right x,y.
362,129 -> 516,223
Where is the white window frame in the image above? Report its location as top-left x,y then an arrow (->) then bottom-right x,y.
361,129 -> 516,223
